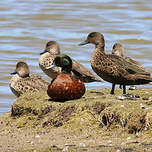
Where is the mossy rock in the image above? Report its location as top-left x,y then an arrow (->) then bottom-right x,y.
6,88 -> 152,134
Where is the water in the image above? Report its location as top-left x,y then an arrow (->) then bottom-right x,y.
0,0 -> 152,114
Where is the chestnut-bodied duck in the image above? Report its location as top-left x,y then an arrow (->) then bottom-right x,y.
10,61 -> 49,97
112,42 -> 151,90
47,54 -> 86,101
79,32 -> 152,94
39,41 -> 101,83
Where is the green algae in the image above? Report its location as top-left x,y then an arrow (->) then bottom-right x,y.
5,88 -> 152,135
2,88 -> 152,152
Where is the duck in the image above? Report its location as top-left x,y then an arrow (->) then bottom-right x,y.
10,61 -> 49,97
39,41 -> 101,83
47,54 -> 86,101
79,32 -> 152,94
112,42 -> 150,71
112,42 -> 151,90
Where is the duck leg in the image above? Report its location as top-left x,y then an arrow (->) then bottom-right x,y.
123,85 -> 126,94
110,83 -> 115,94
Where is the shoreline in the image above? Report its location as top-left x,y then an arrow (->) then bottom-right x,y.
1,88 -> 152,152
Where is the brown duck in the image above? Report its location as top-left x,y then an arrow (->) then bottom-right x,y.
112,42 -> 150,71
10,61 -> 49,97
79,32 -> 152,94
39,41 -> 101,83
112,42 -> 151,90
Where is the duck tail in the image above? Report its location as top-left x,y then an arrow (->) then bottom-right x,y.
136,75 -> 152,84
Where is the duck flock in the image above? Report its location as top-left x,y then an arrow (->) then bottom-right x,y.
10,32 -> 152,101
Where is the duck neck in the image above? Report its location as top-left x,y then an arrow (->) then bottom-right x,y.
21,74 -> 30,78
95,43 -> 105,53
62,66 -> 72,75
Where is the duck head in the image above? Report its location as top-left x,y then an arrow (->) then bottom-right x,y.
40,41 -> 60,55
53,54 -> 72,74
11,61 -> 30,78
79,32 -> 105,48
112,42 -> 124,57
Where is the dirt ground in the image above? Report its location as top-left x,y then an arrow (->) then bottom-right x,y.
0,113 -> 152,152
1,89 -> 152,152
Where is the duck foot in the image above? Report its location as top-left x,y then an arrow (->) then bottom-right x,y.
110,91 -> 114,95
117,94 -> 135,100
129,85 -> 136,90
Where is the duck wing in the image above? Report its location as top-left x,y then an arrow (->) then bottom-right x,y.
124,57 -> 150,75
71,59 -> 102,82
108,54 -> 150,76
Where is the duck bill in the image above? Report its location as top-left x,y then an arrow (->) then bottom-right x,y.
40,49 -> 47,55
78,40 -> 89,46
45,64 -> 56,70
10,71 -> 17,75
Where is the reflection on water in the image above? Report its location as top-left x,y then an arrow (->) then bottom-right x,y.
0,0 -> 152,114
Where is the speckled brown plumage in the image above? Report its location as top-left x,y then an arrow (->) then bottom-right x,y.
47,54 -> 86,101
112,42 -> 151,90
79,32 -> 152,94
10,61 -> 49,97
112,42 -> 150,72
39,41 -> 101,83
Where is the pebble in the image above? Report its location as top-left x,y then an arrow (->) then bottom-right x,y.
107,140 -> 112,144
117,94 -> 135,100
145,101 -> 152,105
120,105 -> 124,108
144,128 -> 148,131
135,95 -> 140,98
62,146 -> 69,151
140,103 -> 145,109
127,137 -> 131,140
35,134 -> 40,138
142,97 -> 149,100
129,86 -> 136,90
79,143 -> 86,147
42,129 -> 46,134
140,103 -> 148,109
117,96 -> 126,100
